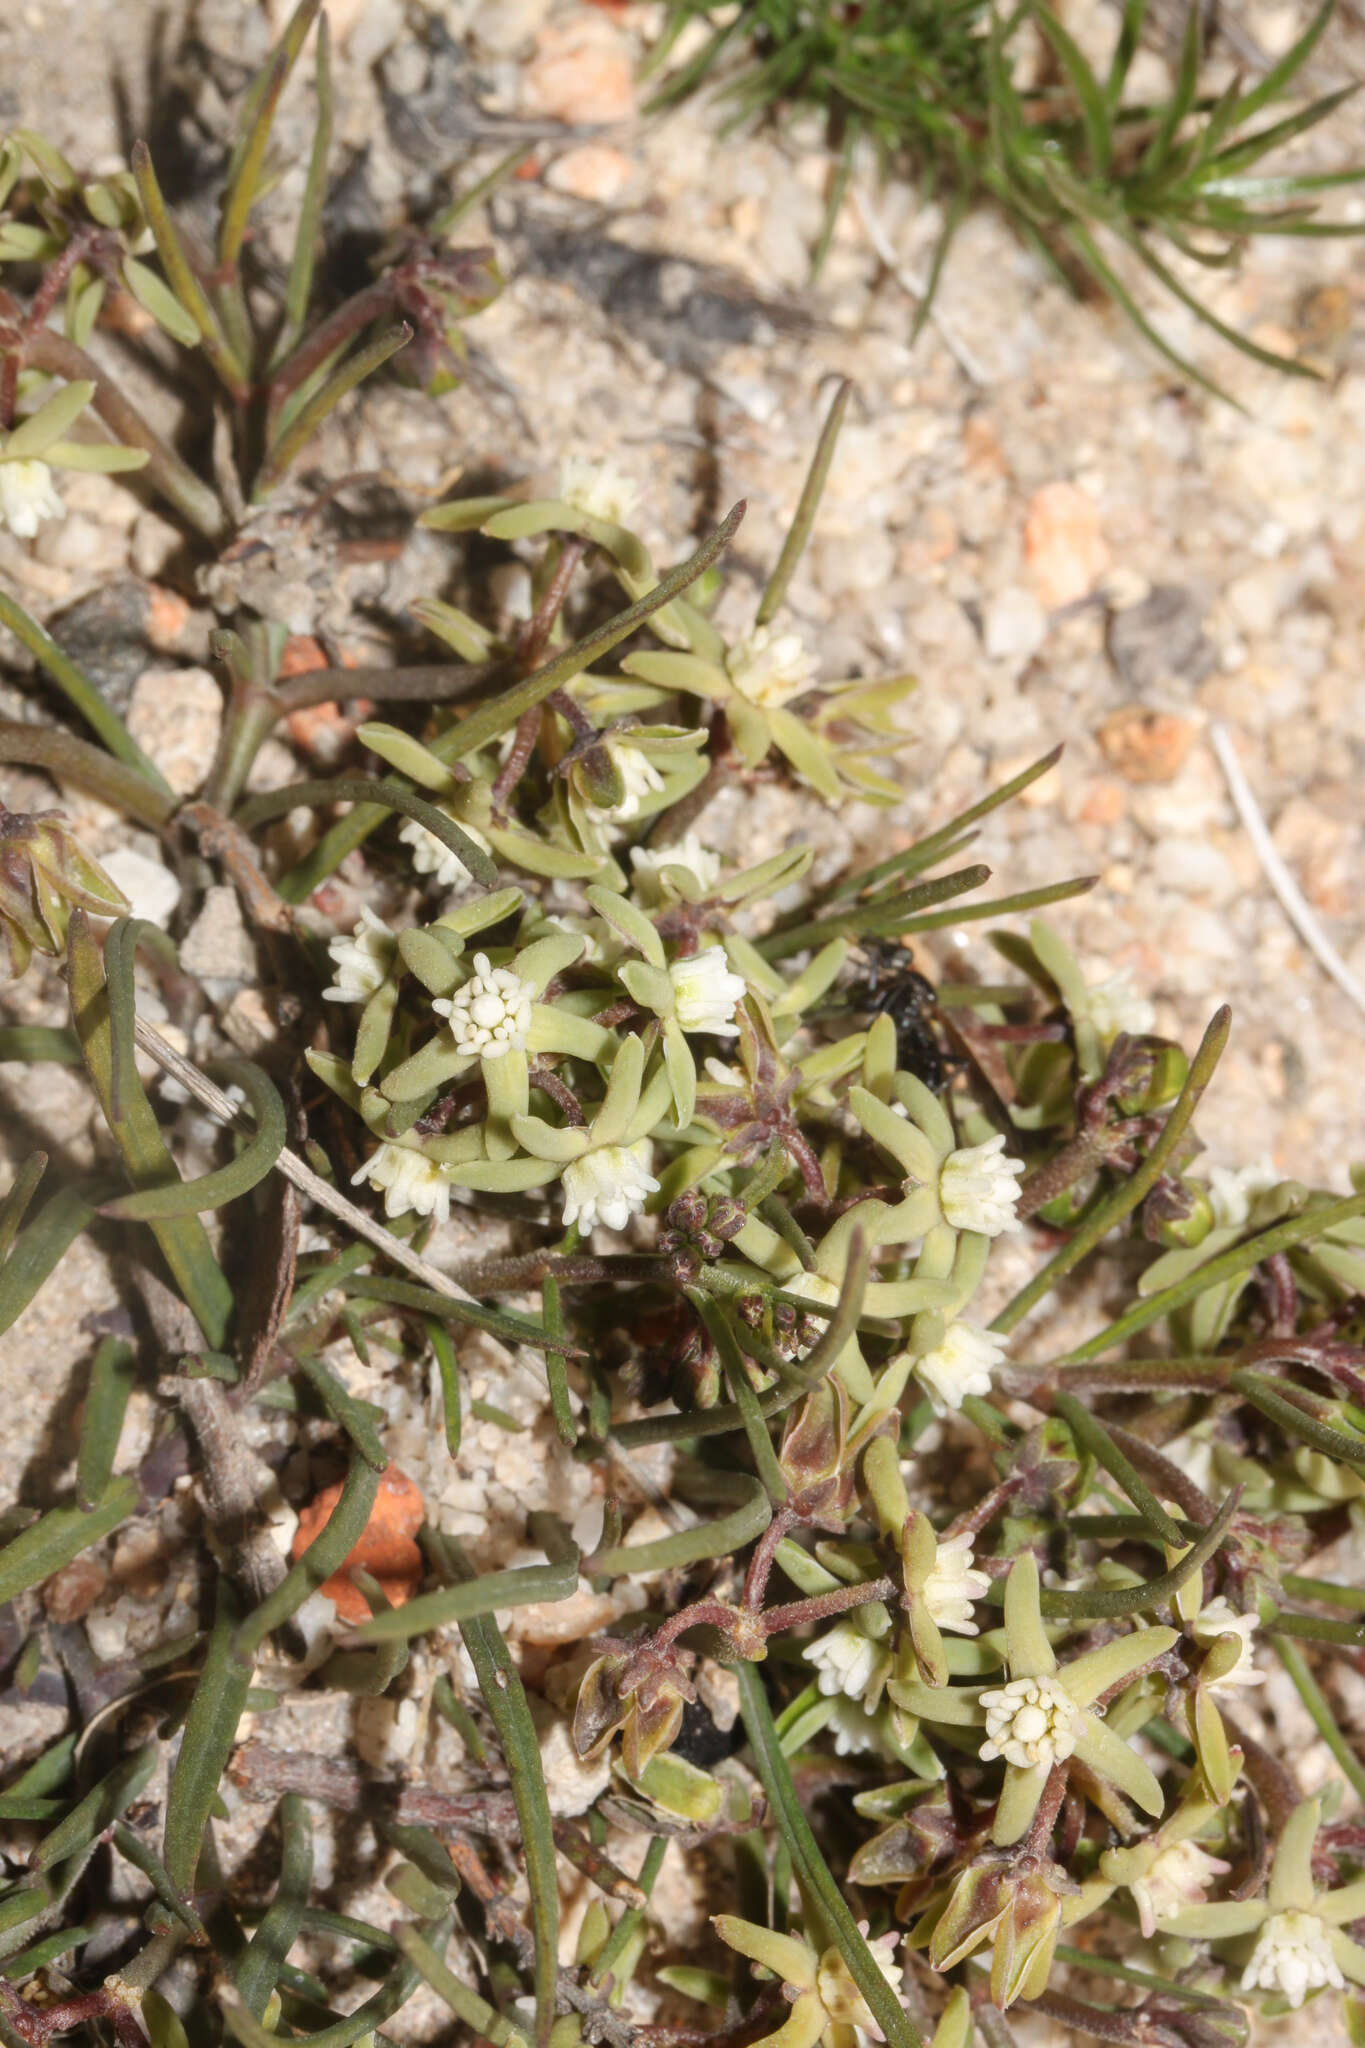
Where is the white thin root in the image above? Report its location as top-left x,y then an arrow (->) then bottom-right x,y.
1209,721 -> 1365,1021
851,187 -> 991,389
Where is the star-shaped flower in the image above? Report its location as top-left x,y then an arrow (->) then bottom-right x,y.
1164,1797 -> 1365,2011
889,1552 -> 1175,1846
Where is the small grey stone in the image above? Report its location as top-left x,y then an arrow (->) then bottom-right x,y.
1107,583 -> 1214,693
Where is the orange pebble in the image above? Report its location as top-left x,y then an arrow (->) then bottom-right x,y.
291,1465 -> 425,1625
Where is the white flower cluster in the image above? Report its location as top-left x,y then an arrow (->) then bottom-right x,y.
561,1140 -> 659,1235
727,625 -> 817,709
670,946 -> 746,1036
0,458 -> 64,539
558,455 -> 640,529
816,1924 -> 903,2040
1079,969 -> 1156,1044
915,1321 -> 1007,1415
630,831 -> 722,901
938,1135 -> 1025,1237
921,1532 -> 991,1633
323,906 -> 395,1004
1130,1839 -> 1231,1939
1241,1910 -> 1344,2009
399,816 -> 491,891
1196,1155 -> 1281,1231
978,1673 -> 1081,1771
803,1620 -> 891,1712
352,1142 -> 456,1225
1191,1597 -> 1264,1692
434,954 -> 533,1059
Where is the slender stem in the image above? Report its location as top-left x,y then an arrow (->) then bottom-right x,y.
271,660 -> 493,713
994,1005 -> 1231,1336
1270,1634 -> 1365,1805
0,720 -> 174,827
734,1663 -> 923,2048
1061,1186 -> 1365,1363
756,379 -> 850,627
130,142 -> 249,400
255,323 -> 411,498
0,596 -> 174,800
266,277 -> 396,413
1052,1393 -> 1185,1547
24,328 -> 226,540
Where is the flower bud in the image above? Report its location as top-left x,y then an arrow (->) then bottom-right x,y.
1113,1036 -> 1189,1115
0,807 -> 129,979
1144,1177 -> 1214,1248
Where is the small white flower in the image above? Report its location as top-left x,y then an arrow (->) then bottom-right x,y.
560,1140 -> 659,1235
351,1142 -> 456,1225
803,1621 -> 892,1711
1191,1597 -> 1264,1691
434,953 -> 533,1059
399,815 -> 491,890
0,457 -> 65,539
1130,1840 -> 1231,1940
1080,970 -> 1156,1044
670,946 -> 747,1036
726,625 -> 817,709
922,1532 -> 991,1634
1241,1910 -> 1344,2009
938,1134 -> 1025,1237
581,740 -> 664,828
827,1697 -> 884,1756
630,831 -> 722,901
1196,1155 -> 1281,1231
915,1321 -> 1007,1416
979,1673 -> 1081,1771
817,1924 -> 903,2039
558,455 -> 640,529
322,905 -> 395,1003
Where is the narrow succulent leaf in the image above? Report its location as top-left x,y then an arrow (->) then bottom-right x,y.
1073,1712 -> 1165,1816
459,1598 -> 559,2047
0,1476 -> 138,1606
73,915 -> 233,1347
735,1662 -> 924,2048
0,1180 -> 98,1340
0,591 -> 174,796
294,1353 -> 388,1470
164,1577 -> 252,1895
76,1336 -> 135,1509
256,323 -> 412,497
353,1550 -> 578,1641
236,776 -> 496,886
235,1793 -> 313,2019
234,1455 -> 381,1661
1002,1553 -> 1057,1677
1064,1627 -> 1178,1706
757,377 -> 851,626
590,1473 -> 770,1574
100,1059 -> 286,1219
32,1742 -> 157,1871
4,377 -> 96,458
0,1153 -> 45,1265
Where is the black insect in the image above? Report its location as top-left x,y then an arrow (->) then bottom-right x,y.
857,944 -> 960,1094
